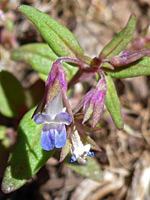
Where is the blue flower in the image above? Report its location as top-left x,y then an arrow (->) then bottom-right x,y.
33,92 -> 72,151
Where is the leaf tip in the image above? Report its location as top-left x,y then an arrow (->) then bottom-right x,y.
1,178 -> 14,194
17,4 -> 25,11
17,5 -> 31,14
128,13 -> 136,25
115,120 -> 124,130
130,13 -> 136,19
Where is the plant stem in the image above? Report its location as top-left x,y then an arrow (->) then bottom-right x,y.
68,70 -> 84,89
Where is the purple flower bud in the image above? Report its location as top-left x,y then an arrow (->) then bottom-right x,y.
32,58 -> 74,151
32,59 -> 73,119
74,70 -> 107,129
110,49 -> 150,67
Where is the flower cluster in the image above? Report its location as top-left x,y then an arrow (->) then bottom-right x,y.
74,70 -> 107,129
33,58 -> 106,164
33,59 -> 73,150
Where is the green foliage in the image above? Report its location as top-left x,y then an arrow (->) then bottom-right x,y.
65,157 -> 102,182
11,43 -> 57,75
0,126 -> 7,140
11,43 -> 78,82
0,126 -> 10,178
100,14 -> 136,59
105,75 -> 124,129
18,5 -> 83,57
2,108 -> 54,193
0,71 -> 25,118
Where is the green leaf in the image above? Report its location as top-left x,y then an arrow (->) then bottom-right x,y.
105,75 -> 123,129
101,62 -> 114,70
11,43 -> 57,75
0,140 -> 10,178
11,43 -> 78,82
0,126 -> 10,178
104,57 -> 150,78
100,14 -> 136,59
0,70 -> 25,118
2,108 -> 54,193
18,5 -> 83,57
65,157 -> 102,182
0,125 -> 7,140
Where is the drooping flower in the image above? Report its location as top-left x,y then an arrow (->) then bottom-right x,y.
33,59 -> 73,150
74,70 -> 107,129
32,57 -> 89,119
70,127 -> 94,164
60,118 -> 102,164
34,92 -> 72,150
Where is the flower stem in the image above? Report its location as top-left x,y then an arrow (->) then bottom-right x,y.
68,70 -> 84,89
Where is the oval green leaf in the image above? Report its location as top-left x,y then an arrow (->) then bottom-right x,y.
18,5 -> 83,57
0,70 -> 25,118
100,14 -> 136,59
65,157 -> 102,182
2,108 -> 55,193
105,75 -> 124,129
104,57 -> 150,78
11,43 -> 78,82
0,126 -> 10,178
11,43 -> 57,75
0,125 -> 7,140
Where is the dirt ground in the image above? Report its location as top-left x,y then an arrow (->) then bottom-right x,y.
0,0 -> 150,199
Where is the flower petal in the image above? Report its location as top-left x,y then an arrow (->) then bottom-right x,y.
55,124 -> 66,148
55,112 -> 72,125
87,152 -> 94,157
33,113 -> 52,124
92,90 -> 106,128
41,124 -> 55,150
71,156 -> 77,162
46,92 -> 63,118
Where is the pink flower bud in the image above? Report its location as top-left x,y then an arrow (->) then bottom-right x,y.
74,70 -> 107,129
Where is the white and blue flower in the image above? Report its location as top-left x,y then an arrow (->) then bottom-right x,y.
70,128 -> 94,164
34,92 -> 72,151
